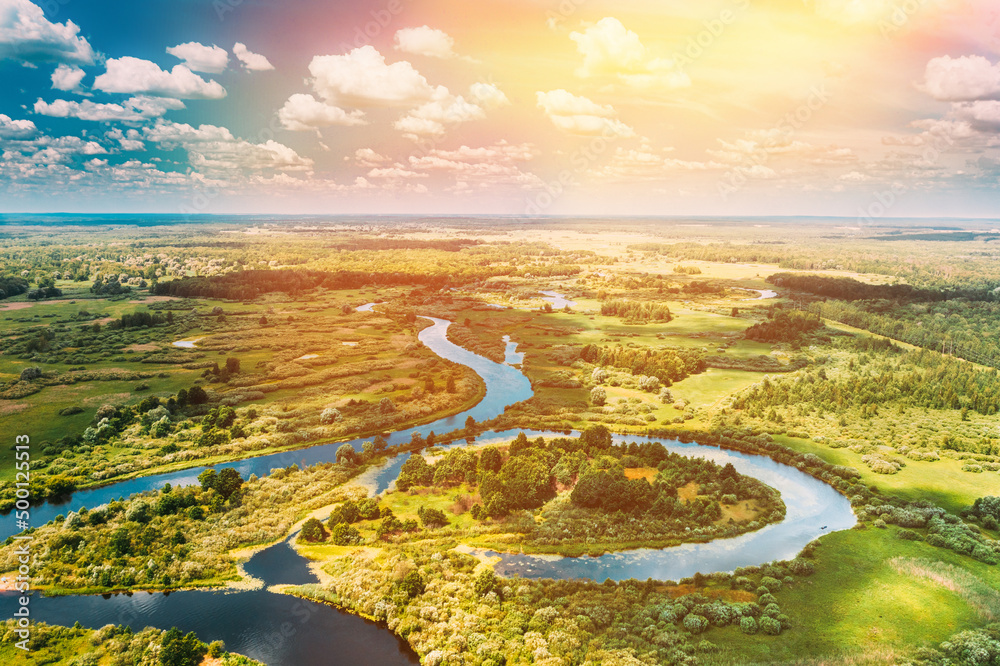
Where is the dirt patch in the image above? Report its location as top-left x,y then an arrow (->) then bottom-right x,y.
664,584 -> 757,603
125,343 -> 161,352
624,467 -> 658,484
718,499 -> 763,524
0,402 -> 30,417
83,392 -> 131,406
676,481 -> 700,502
0,302 -> 34,311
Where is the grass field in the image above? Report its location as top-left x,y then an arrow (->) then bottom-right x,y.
774,435 -> 1000,515
708,527 -> 1000,664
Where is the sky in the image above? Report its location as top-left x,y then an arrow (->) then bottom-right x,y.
0,0 -> 998,218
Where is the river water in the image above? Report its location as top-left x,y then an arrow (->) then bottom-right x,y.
1,295 -> 854,665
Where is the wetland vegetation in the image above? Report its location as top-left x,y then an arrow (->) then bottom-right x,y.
4,216 -> 1000,664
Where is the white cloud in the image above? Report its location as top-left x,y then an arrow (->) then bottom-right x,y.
34,96 -> 184,122
393,83 -> 509,139
51,63 -> 85,91
353,148 -> 390,167
94,57 -> 227,99
953,100 -> 1000,130
589,144 -> 723,182
308,46 -> 436,107
470,82 -> 509,108
406,140 -> 542,189
278,93 -> 367,131
709,129 -> 857,166
569,17 -> 689,89
233,42 -> 274,71
536,89 -> 634,137
394,26 -> 457,59
570,17 -> 645,76
920,55 -> 1000,102
0,0 -> 95,64
105,128 -> 145,151
0,113 -> 36,138
144,120 -> 313,174
166,42 -> 229,74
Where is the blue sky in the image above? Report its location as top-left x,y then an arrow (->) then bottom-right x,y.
1,0 -> 999,218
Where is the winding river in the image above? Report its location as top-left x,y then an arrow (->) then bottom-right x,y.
1,298 -> 855,664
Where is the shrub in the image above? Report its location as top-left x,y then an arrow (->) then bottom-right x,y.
759,616 -> 782,635
683,614 -> 709,634
739,616 -> 758,635
320,408 -> 342,425
330,523 -> 362,546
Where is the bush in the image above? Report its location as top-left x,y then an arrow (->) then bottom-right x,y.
759,616 -> 782,635
683,614 -> 709,634
330,523 -> 362,546
739,616 -> 758,635
299,517 -> 327,543
320,408 -> 342,425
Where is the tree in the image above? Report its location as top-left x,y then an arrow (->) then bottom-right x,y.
379,397 -> 397,414
372,435 -> 388,452
464,415 -> 476,430
225,357 -> 240,374
216,468 -> 244,500
187,386 -> 208,405
159,627 -> 207,666
417,505 -> 448,528
321,408 -> 342,424
397,570 -> 425,598
590,386 -> 607,407
397,454 -> 433,490
197,469 -> 218,492
330,522 -> 362,545
299,517 -> 327,543
479,447 -> 502,473
580,424 -> 612,450
446,376 -> 456,393
473,568 -> 499,597
336,444 -> 357,465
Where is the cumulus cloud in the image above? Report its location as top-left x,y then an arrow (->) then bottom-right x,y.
353,148 -> 391,167
94,57 -> 227,99
569,17 -> 689,89
34,96 -> 185,122
308,46 -> 436,107
407,140 -> 542,188
394,26 -> 456,59
589,143 -> 724,182
920,55 -> 1000,102
0,0 -> 95,64
105,128 -> 145,151
709,128 -> 857,166
144,120 -> 313,174
278,93 -> 366,131
51,63 -> 85,91
953,100 -> 1000,130
233,42 -> 274,71
393,83 -> 508,139
536,89 -> 634,137
166,42 -> 229,74
0,113 -> 36,138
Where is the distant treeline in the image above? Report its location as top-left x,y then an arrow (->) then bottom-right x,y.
766,273 -> 996,303
153,269 -> 454,300
600,299 -> 673,322
581,344 -> 705,384
327,239 -> 481,252
743,310 -> 823,343
0,276 -> 29,300
107,311 -> 170,330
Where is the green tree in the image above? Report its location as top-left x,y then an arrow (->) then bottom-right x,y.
215,468 -> 244,500
159,627 -> 207,666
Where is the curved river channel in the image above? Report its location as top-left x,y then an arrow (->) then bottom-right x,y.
1,307 -> 854,665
